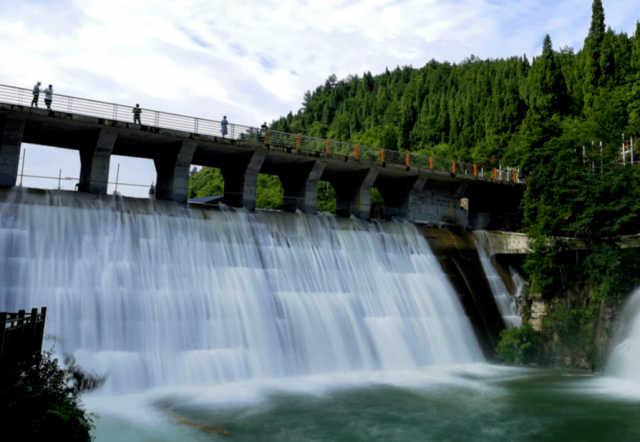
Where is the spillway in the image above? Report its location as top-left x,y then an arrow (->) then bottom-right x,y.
0,188 -> 484,394
473,233 -> 521,328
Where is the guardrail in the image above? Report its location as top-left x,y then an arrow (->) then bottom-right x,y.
0,307 -> 47,371
0,83 -> 521,184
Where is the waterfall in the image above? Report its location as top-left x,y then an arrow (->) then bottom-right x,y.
473,233 -> 521,328
606,289 -> 640,382
0,188 -> 484,394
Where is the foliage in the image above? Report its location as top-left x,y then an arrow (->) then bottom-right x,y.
0,349 -> 106,441
496,324 -> 543,366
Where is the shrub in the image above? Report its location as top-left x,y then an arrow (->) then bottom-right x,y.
496,323 -> 543,366
0,349 -> 105,441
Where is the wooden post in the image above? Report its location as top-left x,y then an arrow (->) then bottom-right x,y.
474,164 -> 477,177
429,157 -> 433,170
381,149 -> 385,163
35,307 -> 46,353
494,168 -> 497,180
406,153 -> 410,167
326,140 -> 330,154
17,310 -> 25,365
354,145 -> 358,159
27,308 -> 38,355
452,161 -> 456,174
0,312 -> 6,363
296,135 -> 301,150
513,171 -> 517,183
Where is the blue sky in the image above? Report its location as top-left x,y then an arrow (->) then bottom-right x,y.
1,0 -> 639,197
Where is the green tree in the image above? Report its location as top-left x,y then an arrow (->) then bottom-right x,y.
582,0 -> 607,91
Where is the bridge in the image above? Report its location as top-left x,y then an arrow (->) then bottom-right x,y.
0,84 -> 523,228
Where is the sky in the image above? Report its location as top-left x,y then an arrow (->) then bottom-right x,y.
1,0 -> 639,197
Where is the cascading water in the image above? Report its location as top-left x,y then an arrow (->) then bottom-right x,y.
472,232 -> 521,328
606,289 -> 640,382
0,188 -> 484,394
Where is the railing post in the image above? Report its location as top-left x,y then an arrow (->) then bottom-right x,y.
513,171 -> 516,183
452,161 -> 456,174
429,157 -> 433,170
27,308 -> 38,356
36,307 -> 46,353
296,135 -> 301,150
0,312 -> 6,362
405,153 -> 410,167
326,140 -> 330,154
474,164 -> 477,177
17,310 -> 25,363
354,145 -> 358,159
494,168 -> 497,180
381,149 -> 385,163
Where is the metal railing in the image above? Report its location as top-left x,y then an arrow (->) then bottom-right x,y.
0,83 -> 521,184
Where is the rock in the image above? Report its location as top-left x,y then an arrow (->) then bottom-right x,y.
575,353 -> 592,371
529,300 -> 549,332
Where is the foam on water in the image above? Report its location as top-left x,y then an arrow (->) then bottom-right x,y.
0,188 -> 484,395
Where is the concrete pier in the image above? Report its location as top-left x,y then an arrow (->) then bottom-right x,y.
0,115 -> 25,187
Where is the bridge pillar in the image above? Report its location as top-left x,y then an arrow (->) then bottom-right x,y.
330,169 -> 378,219
280,161 -> 325,214
220,152 -> 266,211
377,177 -> 468,226
154,140 -> 197,203
0,115 -> 25,187
376,176 -> 427,221
78,128 -> 117,195
466,183 -> 524,230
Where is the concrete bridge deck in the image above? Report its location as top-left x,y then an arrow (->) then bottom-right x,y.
0,84 -> 524,227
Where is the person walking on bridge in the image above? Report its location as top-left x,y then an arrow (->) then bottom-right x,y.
133,104 -> 142,124
31,82 -> 41,107
221,116 -> 228,137
43,84 -> 53,110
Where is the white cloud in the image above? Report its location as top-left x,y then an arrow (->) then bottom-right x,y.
1,0 -> 639,197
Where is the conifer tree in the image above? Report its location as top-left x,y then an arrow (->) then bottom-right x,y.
582,0 -> 606,91
528,35 -> 568,118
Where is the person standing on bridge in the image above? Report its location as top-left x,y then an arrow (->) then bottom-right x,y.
31,82 -> 41,107
133,104 -> 142,124
43,84 -> 53,110
221,116 -> 228,137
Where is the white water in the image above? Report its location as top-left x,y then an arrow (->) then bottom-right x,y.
606,289 -> 640,382
473,233 -> 521,328
0,188 -> 483,394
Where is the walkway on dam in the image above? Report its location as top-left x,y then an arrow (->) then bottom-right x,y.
0,83 -> 523,227
0,84 -> 521,182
